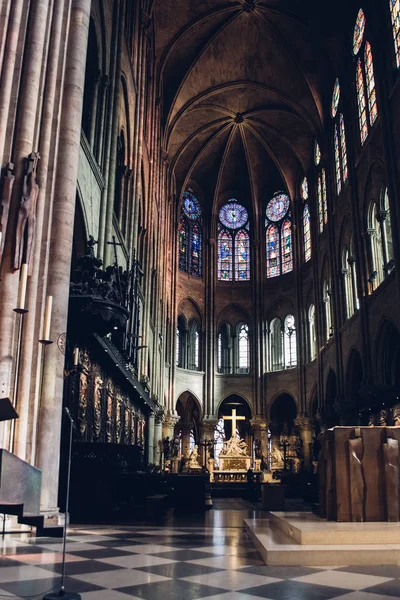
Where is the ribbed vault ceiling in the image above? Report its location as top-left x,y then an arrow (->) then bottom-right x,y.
155,0 -> 347,209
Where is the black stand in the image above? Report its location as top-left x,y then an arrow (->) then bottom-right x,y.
43,408 -> 81,600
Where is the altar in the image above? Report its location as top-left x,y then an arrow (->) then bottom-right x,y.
212,408 -> 260,483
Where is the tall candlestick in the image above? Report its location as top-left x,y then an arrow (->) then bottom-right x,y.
15,263 -> 28,313
73,347 -> 79,366
42,295 -> 53,341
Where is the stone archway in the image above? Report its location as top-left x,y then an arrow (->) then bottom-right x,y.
175,392 -> 202,458
269,393 -> 298,472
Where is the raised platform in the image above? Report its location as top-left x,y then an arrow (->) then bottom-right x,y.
244,512 -> 400,566
269,511 -> 400,544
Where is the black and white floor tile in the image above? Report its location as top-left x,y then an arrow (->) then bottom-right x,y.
0,523 -> 400,599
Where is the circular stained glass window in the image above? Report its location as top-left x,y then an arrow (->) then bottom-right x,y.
331,78 -> 340,118
314,141 -> 321,166
182,190 -> 201,220
219,200 -> 248,229
301,177 -> 309,200
353,8 -> 366,56
266,192 -> 290,222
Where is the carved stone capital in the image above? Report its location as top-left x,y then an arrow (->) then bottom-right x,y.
250,417 -> 268,432
294,416 -> 313,431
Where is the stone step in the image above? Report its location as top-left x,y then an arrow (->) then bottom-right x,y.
244,517 -> 400,566
269,511 -> 400,545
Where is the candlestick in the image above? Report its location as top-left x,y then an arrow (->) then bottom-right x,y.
14,264 -> 28,314
73,347 -> 79,366
40,295 -> 53,344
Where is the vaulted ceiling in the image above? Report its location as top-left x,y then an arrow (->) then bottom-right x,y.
155,0 -> 354,211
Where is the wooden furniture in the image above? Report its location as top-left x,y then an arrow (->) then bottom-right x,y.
319,427 -> 400,522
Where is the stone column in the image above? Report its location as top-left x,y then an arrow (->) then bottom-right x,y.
162,413 -> 179,440
154,411 -> 164,467
200,418 -> 217,467
89,70 -> 101,149
251,417 -> 269,461
35,0 -> 92,513
147,412 -> 155,464
378,211 -> 390,271
294,416 -> 314,470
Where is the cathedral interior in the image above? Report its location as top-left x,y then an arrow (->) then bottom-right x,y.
1,0 -> 400,597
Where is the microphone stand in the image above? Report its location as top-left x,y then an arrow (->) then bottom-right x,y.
43,407 -> 81,599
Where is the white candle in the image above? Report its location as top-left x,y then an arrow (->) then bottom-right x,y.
42,295 -> 53,341
17,264 -> 28,310
73,347 -> 79,366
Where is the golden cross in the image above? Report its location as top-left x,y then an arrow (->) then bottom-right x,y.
223,408 -> 245,439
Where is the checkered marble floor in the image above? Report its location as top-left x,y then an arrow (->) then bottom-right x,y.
1,523 -> 400,599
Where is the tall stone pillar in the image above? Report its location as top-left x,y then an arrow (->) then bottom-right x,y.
251,417 -> 269,463
162,413 -> 180,440
201,419 -> 217,467
35,0 -> 92,513
154,411 -> 164,467
147,412 -> 155,464
294,416 -> 314,470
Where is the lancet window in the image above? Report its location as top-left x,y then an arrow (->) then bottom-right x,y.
330,82 -> 348,196
353,8 -> 378,144
265,192 -> 293,277
390,0 -> 400,68
323,279 -> 333,341
268,315 -> 297,371
176,315 -> 187,368
302,177 -> 311,262
217,200 -> 250,281
188,319 -> 200,371
367,188 -> 394,291
178,189 -> 202,277
308,304 -> 317,361
342,242 -> 359,319
237,323 -> 250,374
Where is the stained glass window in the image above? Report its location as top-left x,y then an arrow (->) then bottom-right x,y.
266,225 -> 280,278
322,168 -> 327,226
353,11 -> 378,143
303,204 -> 311,262
178,217 -> 187,271
317,173 -> 324,233
238,324 -> 249,372
353,8 -> 366,56
219,200 -> 248,229
178,190 -> 202,276
364,41 -> 378,125
235,230 -> 250,281
356,58 -> 368,144
183,189 -> 202,220
314,141 -> 321,166
334,124 -> 342,195
301,177 -> 309,200
190,223 -> 201,276
266,192 -> 289,222
331,78 -> 340,118
218,201 -> 250,281
281,220 -> 293,274
218,228 -> 233,281
265,192 -> 292,277
390,0 -> 400,68
340,114 -> 348,183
